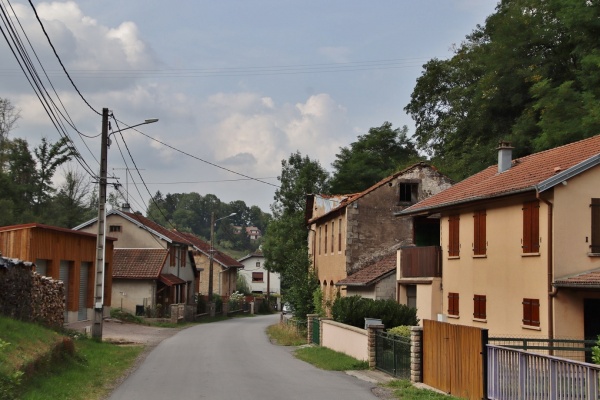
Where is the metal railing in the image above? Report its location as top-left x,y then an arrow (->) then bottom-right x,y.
489,336 -> 597,363
487,344 -> 600,400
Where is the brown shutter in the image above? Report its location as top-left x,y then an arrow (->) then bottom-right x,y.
449,215 -> 460,257
591,199 -> 600,253
169,246 -> 176,266
531,202 -> 540,252
473,211 -> 486,256
523,203 -> 532,253
181,248 -> 186,267
522,298 -> 531,325
448,292 -> 459,315
531,299 -> 540,326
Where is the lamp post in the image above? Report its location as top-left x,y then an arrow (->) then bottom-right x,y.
92,108 -> 158,340
207,212 -> 236,316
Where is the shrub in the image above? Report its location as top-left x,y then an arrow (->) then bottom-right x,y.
228,291 -> 245,311
593,335 -> 600,365
331,296 -> 418,329
387,325 -> 411,337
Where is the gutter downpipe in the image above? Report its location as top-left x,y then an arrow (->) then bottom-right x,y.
536,189 -> 556,348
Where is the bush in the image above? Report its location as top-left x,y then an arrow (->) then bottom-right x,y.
331,296 -> 418,329
228,291 -> 245,311
387,325 -> 411,337
593,335 -> 600,365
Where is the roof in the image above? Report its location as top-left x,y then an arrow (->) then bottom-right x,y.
159,273 -> 187,286
554,268 -> 600,289
73,210 -> 191,245
176,231 -> 243,269
309,162 -> 442,224
335,253 -> 397,287
401,135 -> 600,215
237,252 -> 264,262
112,248 -> 167,279
0,223 -> 116,241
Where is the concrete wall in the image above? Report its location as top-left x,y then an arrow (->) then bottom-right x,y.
321,319 -> 368,361
112,279 -> 155,313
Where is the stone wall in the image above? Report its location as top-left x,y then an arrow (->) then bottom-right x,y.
0,258 -> 64,328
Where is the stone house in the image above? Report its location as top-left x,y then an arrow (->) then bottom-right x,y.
306,162 -> 453,305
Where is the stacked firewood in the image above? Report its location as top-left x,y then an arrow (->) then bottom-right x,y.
0,257 -> 64,327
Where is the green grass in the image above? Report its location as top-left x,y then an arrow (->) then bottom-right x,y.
384,380 -> 462,399
266,323 -> 307,346
295,346 -> 369,371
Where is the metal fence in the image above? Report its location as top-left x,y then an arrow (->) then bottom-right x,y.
489,336 -> 597,363
311,317 -> 320,344
283,317 -> 307,336
375,331 -> 411,379
487,344 -> 600,400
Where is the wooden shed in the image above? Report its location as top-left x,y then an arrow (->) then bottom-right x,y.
0,223 -> 116,323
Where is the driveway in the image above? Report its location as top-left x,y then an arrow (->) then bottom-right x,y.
65,318 -> 182,346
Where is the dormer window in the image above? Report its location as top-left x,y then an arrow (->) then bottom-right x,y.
399,182 -> 419,204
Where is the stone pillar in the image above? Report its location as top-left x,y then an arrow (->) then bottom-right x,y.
410,326 -> 423,383
367,324 -> 385,369
307,314 -> 318,344
208,302 -> 216,317
222,301 -> 229,316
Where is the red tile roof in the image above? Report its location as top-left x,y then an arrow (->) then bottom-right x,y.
176,231 -> 243,268
159,273 -> 187,286
402,135 -> 600,214
113,248 -> 167,279
335,253 -> 397,287
310,162 -> 442,223
118,211 -> 192,245
554,268 -> 600,288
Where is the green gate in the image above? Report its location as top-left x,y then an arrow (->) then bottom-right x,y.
311,317 -> 320,344
375,331 -> 411,378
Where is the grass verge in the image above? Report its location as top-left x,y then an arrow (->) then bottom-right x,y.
295,346 -> 369,371
384,379 -> 462,399
266,323 -> 306,346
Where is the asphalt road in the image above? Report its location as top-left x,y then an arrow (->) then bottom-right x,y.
109,314 -> 380,400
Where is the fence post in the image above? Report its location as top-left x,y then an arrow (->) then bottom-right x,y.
307,314 -> 318,344
368,324 -> 385,369
410,326 -> 423,383
481,328 -> 488,398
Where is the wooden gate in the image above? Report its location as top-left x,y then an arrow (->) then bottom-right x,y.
423,320 -> 488,400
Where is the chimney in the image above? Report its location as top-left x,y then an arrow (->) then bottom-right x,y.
120,203 -> 131,213
497,141 -> 514,173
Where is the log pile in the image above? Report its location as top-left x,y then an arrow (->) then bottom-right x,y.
0,257 -> 64,327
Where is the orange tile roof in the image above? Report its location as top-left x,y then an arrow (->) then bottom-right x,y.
336,253 -> 397,286
554,268 -> 600,288
176,231 -> 243,268
159,273 -> 187,286
402,135 -> 600,214
113,248 -> 167,279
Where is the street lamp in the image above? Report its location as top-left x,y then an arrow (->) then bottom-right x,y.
92,108 -> 158,340
208,212 -> 236,312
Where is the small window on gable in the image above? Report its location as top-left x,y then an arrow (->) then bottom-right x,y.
399,183 -> 419,204
252,272 -> 264,282
109,225 -> 122,233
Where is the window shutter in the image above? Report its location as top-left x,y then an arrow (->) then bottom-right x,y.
474,211 -> 486,255
591,199 -> 600,253
170,246 -> 176,266
181,248 -> 186,267
473,295 -> 486,319
448,292 -> 459,316
449,215 -> 460,257
523,201 -> 540,253
523,203 -> 532,252
531,299 -> 540,326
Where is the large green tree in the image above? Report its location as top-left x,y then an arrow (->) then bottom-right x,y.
329,122 -> 421,193
263,151 -> 329,316
405,0 -> 600,180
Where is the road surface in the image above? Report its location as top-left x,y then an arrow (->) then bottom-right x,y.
109,314 -> 380,399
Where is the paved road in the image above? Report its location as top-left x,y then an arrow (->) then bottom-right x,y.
109,314 -> 380,400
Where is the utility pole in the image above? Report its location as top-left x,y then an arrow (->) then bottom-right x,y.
92,107 -> 109,340
208,212 -> 215,316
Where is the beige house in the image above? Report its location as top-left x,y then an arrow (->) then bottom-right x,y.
74,209 -> 197,314
177,231 -> 243,297
401,137 -> 600,342
306,162 -> 453,306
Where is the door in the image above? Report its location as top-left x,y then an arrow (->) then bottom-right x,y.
78,262 -> 90,321
584,298 -> 600,362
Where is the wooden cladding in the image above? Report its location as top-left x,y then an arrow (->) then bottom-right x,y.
400,246 -> 441,277
522,200 -> 540,253
423,320 -> 485,400
591,198 -> 600,253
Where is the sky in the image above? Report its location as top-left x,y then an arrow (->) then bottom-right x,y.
0,0 -> 499,214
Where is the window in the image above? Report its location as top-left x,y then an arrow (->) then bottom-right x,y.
522,201 -> 540,253
522,298 -> 540,327
448,292 -> 459,316
331,221 -> 335,253
473,210 -> 486,256
169,246 -> 176,267
252,272 -> 264,282
109,225 -> 122,233
473,295 -> 486,319
318,227 -> 322,255
338,218 -> 342,252
324,224 -> 328,254
399,183 -> 419,204
256,261 -> 261,268
448,215 -> 460,257
180,248 -> 186,267
591,199 -> 600,253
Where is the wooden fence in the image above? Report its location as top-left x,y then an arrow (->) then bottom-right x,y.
423,320 -> 487,400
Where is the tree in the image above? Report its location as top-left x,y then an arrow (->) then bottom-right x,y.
49,166 -> 95,227
263,152 -> 329,315
5,138 -> 36,222
405,0 -> 600,180
0,98 -> 20,152
329,122 -> 421,193
33,137 -> 74,212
